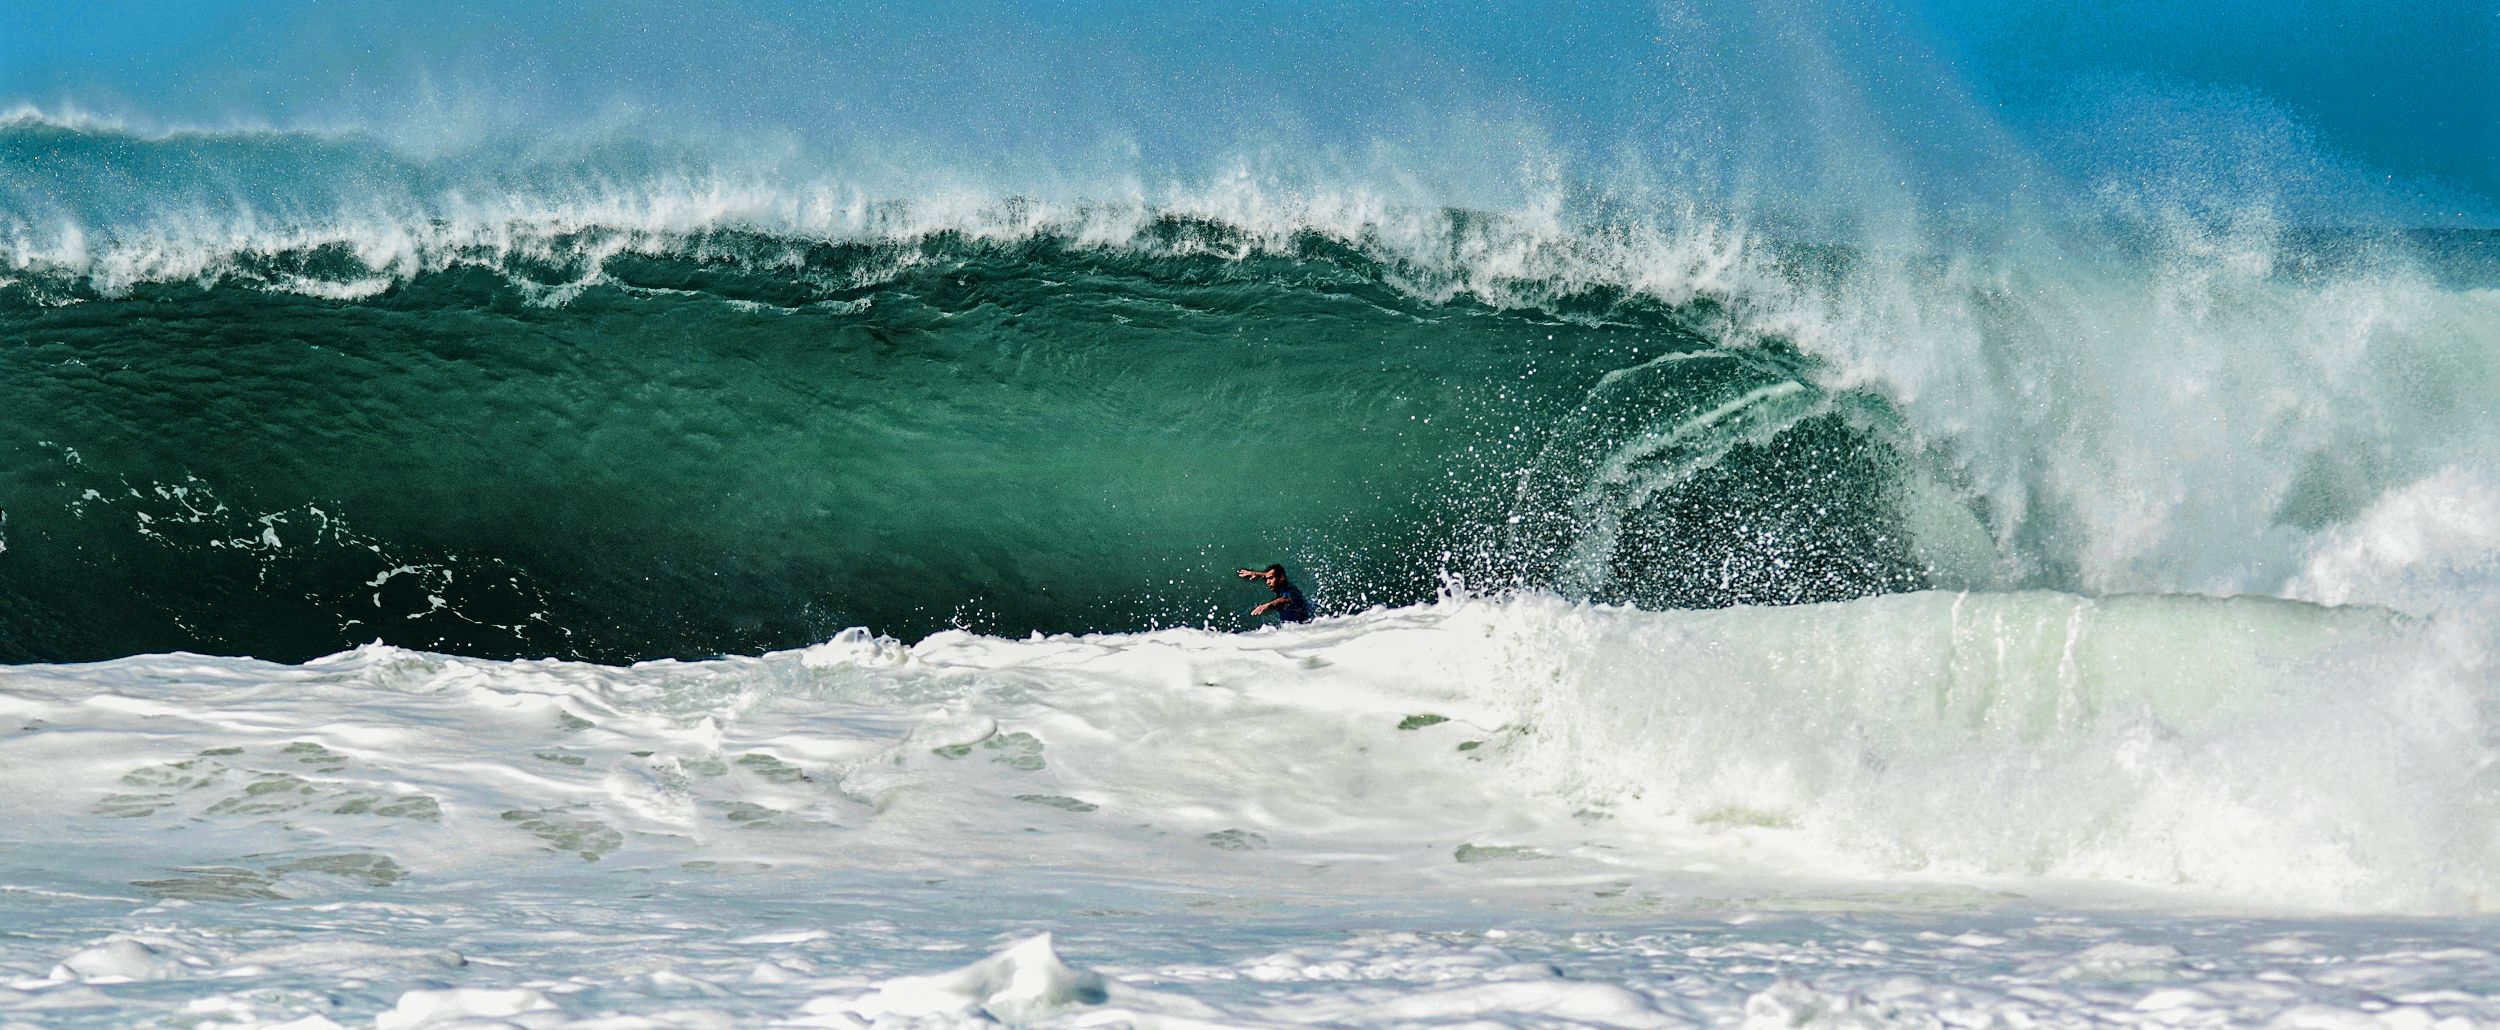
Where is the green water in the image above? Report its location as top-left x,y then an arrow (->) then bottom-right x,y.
0,232 -> 1926,661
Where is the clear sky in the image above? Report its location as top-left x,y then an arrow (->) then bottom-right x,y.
3,0 -> 2492,222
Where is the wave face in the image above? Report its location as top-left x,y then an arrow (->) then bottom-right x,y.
4,116 -> 2498,661
0,121 -> 1946,661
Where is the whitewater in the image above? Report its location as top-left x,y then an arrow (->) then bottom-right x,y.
9,1 -> 2500,1026
7,588 -> 2500,1027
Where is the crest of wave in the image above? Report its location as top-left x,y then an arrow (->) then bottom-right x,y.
0,111 -> 1765,315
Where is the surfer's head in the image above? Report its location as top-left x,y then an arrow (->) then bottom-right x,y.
1236,564 -> 1293,589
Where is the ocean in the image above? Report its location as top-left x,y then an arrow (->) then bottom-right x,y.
4,2 -> 2499,1025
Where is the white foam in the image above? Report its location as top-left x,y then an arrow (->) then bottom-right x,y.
49,938 -> 190,984
2290,467 -> 2500,619
838,934 -> 1110,1024
375,987 -> 556,1030
2,590 -> 2488,927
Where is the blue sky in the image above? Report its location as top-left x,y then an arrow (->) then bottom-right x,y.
4,0 -> 2492,221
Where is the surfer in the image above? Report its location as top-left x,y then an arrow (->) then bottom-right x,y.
1236,564 -> 1313,624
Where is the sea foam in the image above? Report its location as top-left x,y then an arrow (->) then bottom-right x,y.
6,590 -> 2499,1025
2,590 -> 2484,915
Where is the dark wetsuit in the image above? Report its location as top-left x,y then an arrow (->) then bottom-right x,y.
1271,584 -> 1313,623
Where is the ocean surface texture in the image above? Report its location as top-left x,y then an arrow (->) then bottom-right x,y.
4,1 -> 2498,1026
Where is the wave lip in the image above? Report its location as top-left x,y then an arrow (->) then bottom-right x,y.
0,116 -> 1768,312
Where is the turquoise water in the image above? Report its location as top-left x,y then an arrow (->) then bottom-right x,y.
6,110 -> 2496,662
0,189 -> 1939,661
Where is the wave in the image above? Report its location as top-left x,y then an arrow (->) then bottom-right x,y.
2,117 -> 2497,663
9,8 -> 2499,1022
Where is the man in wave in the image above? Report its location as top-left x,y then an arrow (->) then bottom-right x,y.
1236,564 -> 1313,625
